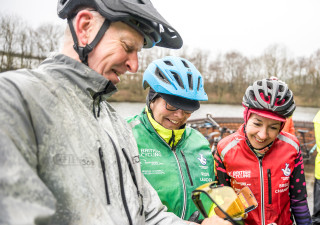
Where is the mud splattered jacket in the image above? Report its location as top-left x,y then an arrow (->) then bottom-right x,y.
0,53 -> 193,225
215,124 -> 311,225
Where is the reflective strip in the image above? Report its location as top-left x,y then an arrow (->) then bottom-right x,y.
128,120 -> 141,128
220,139 -> 240,161
277,134 -> 299,154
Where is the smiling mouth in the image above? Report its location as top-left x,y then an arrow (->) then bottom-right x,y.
255,136 -> 265,143
112,69 -> 122,77
168,119 -> 178,124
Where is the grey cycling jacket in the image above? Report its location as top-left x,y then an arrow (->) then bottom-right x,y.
0,53 -> 189,225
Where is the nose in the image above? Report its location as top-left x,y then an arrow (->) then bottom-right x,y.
173,109 -> 187,118
126,52 -> 139,73
257,127 -> 268,139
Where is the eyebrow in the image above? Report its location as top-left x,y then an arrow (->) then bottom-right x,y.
122,39 -> 143,52
253,118 -> 281,126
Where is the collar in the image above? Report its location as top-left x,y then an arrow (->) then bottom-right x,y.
40,53 -> 117,100
39,53 -> 118,118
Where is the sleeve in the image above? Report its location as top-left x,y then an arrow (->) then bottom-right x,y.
0,76 -> 56,224
289,149 -> 312,225
214,150 -> 231,186
142,176 -> 196,225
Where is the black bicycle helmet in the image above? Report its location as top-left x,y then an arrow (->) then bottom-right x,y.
57,0 -> 183,63
242,78 -> 296,118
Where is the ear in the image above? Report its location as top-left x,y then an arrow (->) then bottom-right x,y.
149,101 -> 154,111
74,10 -> 95,46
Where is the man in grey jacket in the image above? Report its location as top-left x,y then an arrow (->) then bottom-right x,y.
0,0 -> 231,224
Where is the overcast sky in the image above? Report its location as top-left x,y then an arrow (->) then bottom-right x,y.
2,0 -> 320,58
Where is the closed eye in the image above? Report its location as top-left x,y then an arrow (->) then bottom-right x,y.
270,126 -> 280,130
121,41 -> 135,53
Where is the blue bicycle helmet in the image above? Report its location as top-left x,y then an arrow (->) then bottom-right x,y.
143,56 -> 208,111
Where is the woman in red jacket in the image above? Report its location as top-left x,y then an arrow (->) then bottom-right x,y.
214,78 -> 311,225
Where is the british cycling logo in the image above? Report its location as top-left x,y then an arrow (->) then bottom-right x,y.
197,153 -> 207,165
281,163 -> 291,176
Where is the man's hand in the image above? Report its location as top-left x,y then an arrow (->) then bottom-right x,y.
200,215 -> 232,225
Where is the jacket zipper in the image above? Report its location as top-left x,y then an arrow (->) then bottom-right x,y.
104,131 -> 133,225
180,150 -> 194,186
122,148 -> 144,215
171,130 -> 187,219
172,147 -> 187,219
259,158 -> 265,225
98,147 -> 111,204
146,116 -> 187,219
267,169 -> 272,204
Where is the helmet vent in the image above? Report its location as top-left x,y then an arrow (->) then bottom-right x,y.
265,95 -> 269,101
137,0 -> 146,4
60,0 -> 67,5
188,73 -> 193,90
171,71 -> 184,88
164,60 -> 173,66
181,60 -> 190,68
197,77 -> 201,91
155,68 -> 170,84
257,80 -> 262,86
279,85 -> 284,92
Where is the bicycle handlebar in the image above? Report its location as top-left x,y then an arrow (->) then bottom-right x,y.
206,114 -> 220,128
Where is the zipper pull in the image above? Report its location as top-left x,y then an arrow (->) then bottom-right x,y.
169,130 -> 175,149
99,148 -> 105,172
267,169 -> 272,204
138,191 -> 144,215
98,148 -> 111,204
181,150 -> 194,186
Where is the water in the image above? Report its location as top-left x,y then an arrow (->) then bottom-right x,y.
111,101 -> 317,216
111,102 -> 319,122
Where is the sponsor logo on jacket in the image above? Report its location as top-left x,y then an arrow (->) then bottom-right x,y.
275,182 -> 289,194
53,154 -> 95,167
228,170 -> 251,178
200,172 -> 213,182
197,153 -> 207,165
281,163 -> 291,176
140,148 -> 162,157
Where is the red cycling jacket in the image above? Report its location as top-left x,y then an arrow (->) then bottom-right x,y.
215,124 -> 311,225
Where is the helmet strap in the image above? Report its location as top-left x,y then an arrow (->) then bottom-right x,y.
67,18 -> 110,66
146,88 -> 159,110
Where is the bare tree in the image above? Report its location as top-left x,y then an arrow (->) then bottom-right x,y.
223,51 -> 249,101
1,14 -> 320,107
0,15 -> 20,71
261,44 -> 289,79
0,14 -> 64,71
34,23 -> 64,58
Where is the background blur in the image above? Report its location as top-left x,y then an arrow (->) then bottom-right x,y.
1,0 -> 320,107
